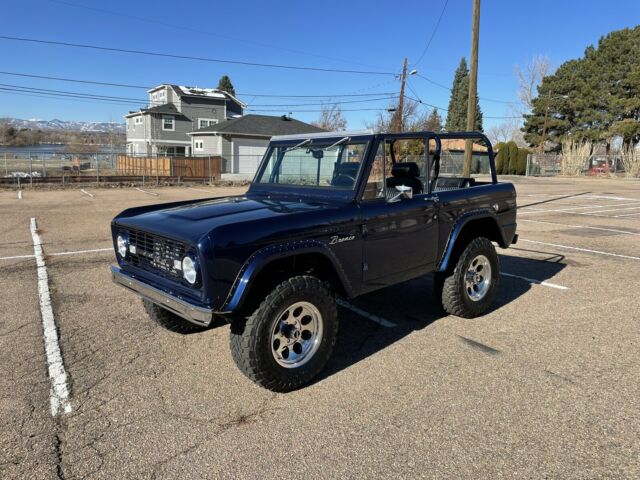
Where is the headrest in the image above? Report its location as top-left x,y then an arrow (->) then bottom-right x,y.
391,162 -> 420,178
336,162 -> 360,176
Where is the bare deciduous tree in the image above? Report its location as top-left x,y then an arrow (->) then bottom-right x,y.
311,104 -> 347,131
515,55 -> 552,112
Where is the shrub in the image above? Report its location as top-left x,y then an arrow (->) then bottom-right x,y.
493,142 -> 506,174
507,141 -> 518,174
516,148 -> 529,175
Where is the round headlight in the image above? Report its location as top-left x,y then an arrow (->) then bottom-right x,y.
182,256 -> 198,284
116,235 -> 128,258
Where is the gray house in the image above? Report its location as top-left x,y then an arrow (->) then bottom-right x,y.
188,114 -> 325,175
124,85 -> 245,156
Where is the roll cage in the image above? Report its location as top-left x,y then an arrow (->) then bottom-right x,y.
248,131 -> 497,201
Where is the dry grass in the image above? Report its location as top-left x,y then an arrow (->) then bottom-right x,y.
560,140 -> 591,176
621,146 -> 640,178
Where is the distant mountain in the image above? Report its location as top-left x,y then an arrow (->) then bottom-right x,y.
0,117 -> 125,134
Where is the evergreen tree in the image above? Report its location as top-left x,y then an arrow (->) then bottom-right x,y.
506,141 -> 518,174
217,75 -> 236,96
523,26 -> 640,149
445,58 -> 483,131
516,148 -> 530,175
494,142 -> 506,174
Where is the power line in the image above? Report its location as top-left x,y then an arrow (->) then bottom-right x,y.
48,0 -> 391,72
0,71 -> 399,98
0,82 -> 398,109
415,73 -> 518,105
0,35 -> 396,76
413,0 -> 449,67
403,95 -> 521,119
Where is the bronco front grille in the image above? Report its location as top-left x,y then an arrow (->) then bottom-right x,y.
125,229 -> 187,280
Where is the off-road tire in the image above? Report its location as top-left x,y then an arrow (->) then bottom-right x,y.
440,237 -> 500,318
229,275 -> 338,392
142,299 -> 208,334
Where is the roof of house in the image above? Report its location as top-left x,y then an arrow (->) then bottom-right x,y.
189,114 -> 325,137
167,85 -> 246,107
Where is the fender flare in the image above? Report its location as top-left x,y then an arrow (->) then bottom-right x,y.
221,240 -> 353,312
436,209 -> 505,272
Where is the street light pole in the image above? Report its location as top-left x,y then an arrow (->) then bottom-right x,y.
539,90 -> 553,153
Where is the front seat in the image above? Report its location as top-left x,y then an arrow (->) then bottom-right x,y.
386,162 -> 423,195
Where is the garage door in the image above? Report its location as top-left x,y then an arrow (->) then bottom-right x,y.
234,139 -> 268,175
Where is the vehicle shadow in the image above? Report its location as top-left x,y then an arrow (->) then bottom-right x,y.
315,252 -> 567,383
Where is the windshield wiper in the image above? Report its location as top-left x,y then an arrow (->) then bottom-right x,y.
326,137 -> 350,150
284,139 -> 311,152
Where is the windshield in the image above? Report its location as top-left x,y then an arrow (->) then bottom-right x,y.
254,141 -> 368,189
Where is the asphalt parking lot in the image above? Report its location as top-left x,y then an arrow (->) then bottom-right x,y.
1,177 -> 639,479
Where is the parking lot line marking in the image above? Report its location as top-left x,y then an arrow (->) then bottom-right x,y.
519,238 -> 640,261
336,298 -> 397,328
580,205 -> 640,215
520,219 -> 640,237
614,211 -> 640,218
0,253 -> 35,261
135,187 -> 159,196
49,247 -> 112,257
187,186 -> 216,194
500,272 -> 569,290
30,218 -> 72,417
18,190 -> 22,199
80,189 -> 94,198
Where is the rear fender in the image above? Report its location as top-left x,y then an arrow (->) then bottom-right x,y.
437,210 -> 506,272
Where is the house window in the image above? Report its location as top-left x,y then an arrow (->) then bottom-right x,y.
134,117 -> 143,125
194,140 -> 204,151
162,115 -> 175,131
198,118 -> 218,129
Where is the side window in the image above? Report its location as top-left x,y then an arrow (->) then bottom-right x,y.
386,138 -> 426,196
362,142 -> 386,200
439,138 -> 491,178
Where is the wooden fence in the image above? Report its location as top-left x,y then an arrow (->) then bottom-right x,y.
116,155 -> 221,179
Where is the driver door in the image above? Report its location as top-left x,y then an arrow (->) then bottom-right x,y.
359,135 -> 439,288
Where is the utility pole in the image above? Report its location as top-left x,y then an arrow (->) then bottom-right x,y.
539,90 -> 553,153
394,57 -> 408,133
463,0 -> 481,177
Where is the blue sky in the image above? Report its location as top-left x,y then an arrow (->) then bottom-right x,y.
1,0 -> 638,130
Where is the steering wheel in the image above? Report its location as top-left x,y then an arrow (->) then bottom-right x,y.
332,174 -> 356,187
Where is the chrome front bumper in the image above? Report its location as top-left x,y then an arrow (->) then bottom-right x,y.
110,266 -> 212,327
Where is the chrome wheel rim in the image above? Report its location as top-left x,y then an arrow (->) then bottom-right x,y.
465,254 -> 492,302
270,301 -> 323,368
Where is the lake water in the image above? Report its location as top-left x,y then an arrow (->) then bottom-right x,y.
0,144 -> 125,154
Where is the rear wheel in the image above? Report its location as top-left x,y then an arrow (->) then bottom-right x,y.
439,237 -> 500,318
142,299 -> 208,334
229,275 -> 338,392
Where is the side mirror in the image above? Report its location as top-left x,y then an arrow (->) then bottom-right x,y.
387,184 -> 413,203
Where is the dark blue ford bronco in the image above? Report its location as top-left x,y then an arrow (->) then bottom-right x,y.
111,130 -> 517,391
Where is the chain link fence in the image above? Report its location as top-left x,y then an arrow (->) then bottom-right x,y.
0,150 -> 235,186
526,153 -> 632,177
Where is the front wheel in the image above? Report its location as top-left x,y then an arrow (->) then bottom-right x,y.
440,237 -> 500,318
229,275 -> 338,392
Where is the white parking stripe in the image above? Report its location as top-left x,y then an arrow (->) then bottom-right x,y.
0,247 -> 113,262
580,205 -> 640,215
500,272 -> 568,290
615,211 -> 640,218
520,219 -> 640,237
30,218 -> 72,416
80,189 -> 94,198
336,298 -> 396,328
187,187 -> 216,194
18,190 -> 22,199
135,187 -> 159,196
519,238 -> 640,261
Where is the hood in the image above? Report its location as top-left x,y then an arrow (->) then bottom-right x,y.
113,194 -> 340,245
